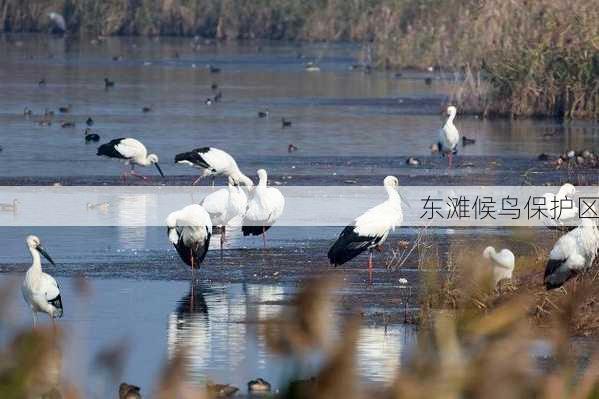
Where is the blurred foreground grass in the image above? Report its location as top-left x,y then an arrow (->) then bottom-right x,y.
2,262 -> 599,398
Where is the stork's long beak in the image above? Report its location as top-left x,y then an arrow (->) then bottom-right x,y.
398,190 -> 412,209
155,163 -> 165,177
37,245 -> 55,265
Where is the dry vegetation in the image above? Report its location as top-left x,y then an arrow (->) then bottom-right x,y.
413,235 -> 599,338
3,268 -> 599,398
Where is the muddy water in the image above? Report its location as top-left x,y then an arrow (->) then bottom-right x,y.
1,34 -> 598,396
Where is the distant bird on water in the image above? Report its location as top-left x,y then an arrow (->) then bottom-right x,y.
104,77 -> 115,88
84,128 -> 100,143
437,105 -> 460,168
482,246 -> 515,287
97,138 -> 164,180
38,78 -> 46,87
48,12 -> 66,33
119,382 -> 142,399
22,235 -> 63,326
248,378 -> 271,394
201,176 -> 248,251
86,117 -> 94,126
142,106 -> 152,113
0,199 -> 19,212
288,144 -> 298,153
58,104 -> 71,113
281,118 -> 292,128
207,64 -> 221,73
462,136 -> 476,146
175,147 -> 253,186
166,204 -> 212,281
242,169 -> 285,247
328,176 -> 403,283
544,219 -> 599,290
258,110 -> 269,118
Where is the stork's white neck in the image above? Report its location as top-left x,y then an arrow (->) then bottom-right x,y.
446,112 -> 456,126
385,185 -> 401,203
136,156 -> 152,166
257,174 -> 267,187
28,246 -> 42,273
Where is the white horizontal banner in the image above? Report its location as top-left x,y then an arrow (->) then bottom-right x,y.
0,186 -> 597,227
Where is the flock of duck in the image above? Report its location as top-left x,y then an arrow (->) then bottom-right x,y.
20,102 -> 599,335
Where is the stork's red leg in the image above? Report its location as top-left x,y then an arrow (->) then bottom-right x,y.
368,252 -> 373,284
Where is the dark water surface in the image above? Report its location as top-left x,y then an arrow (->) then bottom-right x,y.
1,34 -> 598,396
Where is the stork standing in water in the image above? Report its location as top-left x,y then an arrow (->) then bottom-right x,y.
482,246 -> 516,287
166,204 -> 212,282
48,12 -> 66,33
242,169 -> 285,247
328,176 -> 403,283
544,219 -> 599,290
201,177 -> 248,253
97,138 -> 164,181
174,147 -> 253,186
437,105 -> 460,168
22,235 -> 63,326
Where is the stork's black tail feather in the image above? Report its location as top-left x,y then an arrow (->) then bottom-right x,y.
327,226 -> 376,266
242,225 -> 272,236
174,232 -> 211,268
97,138 -> 126,158
174,150 -> 214,170
544,259 -> 576,290
49,294 -> 63,318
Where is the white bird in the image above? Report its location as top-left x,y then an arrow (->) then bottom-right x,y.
437,105 -> 460,168
201,177 -> 248,251
22,235 -> 63,326
175,147 -> 253,186
544,219 -> 599,290
48,12 -> 66,33
241,169 -> 285,247
166,204 -> 212,281
328,176 -> 403,282
482,246 -> 515,287
97,138 -> 164,181
543,183 -> 578,229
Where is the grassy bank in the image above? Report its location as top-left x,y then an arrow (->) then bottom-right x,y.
1,0 -> 598,119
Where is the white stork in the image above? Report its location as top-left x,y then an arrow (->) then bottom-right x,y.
544,219 -> 599,290
437,105 -> 460,168
241,169 -> 285,247
48,12 -> 66,33
174,147 -> 253,186
97,138 -> 164,181
328,176 -> 403,282
543,183 -> 578,229
166,204 -> 212,282
482,246 -> 516,287
22,235 -> 63,326
201,177 -> 248,251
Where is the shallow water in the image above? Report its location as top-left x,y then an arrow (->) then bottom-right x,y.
1,34 -> 598,180
0,277 -> 417,397
1,34 -> 598,395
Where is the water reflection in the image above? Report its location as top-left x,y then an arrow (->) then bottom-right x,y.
166,282 -> 417,391
116,194 -> 157,250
